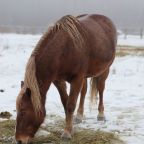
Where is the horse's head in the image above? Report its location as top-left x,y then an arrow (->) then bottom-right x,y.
15,81 -> 45,144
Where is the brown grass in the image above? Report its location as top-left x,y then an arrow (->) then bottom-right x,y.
34,130 -> 124,144
0,120 -> 15,144
116,45 -> 144,57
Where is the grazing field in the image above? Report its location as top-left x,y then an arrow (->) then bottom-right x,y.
0,34 -> 144,144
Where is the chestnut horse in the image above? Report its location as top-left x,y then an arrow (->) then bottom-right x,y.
15,14 -> 117,143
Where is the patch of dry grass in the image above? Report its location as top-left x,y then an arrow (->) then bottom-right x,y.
34,130 -> 124,144
0,120 -> 15,144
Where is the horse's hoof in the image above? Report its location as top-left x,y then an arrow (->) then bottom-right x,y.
97,113 -> 106,121
97,116 -> 106,121
74,114 -> 83,124
61,131 -> 72,140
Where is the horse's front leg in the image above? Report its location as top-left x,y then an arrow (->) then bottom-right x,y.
61,77 -> 83,139
75,79 -> 87,123
54,80 -> 68,114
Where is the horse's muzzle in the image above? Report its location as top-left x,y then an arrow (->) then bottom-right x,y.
16,141 -> 22,144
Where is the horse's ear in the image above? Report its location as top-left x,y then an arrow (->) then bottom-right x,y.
21,81 -> 24,88
25,88 -> 31,97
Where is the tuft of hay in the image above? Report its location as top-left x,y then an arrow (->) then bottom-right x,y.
0,111 -> 12,119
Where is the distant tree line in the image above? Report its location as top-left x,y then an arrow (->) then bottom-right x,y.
120,28 -> 144,39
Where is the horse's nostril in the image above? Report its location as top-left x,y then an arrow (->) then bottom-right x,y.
16,140 -> 22,144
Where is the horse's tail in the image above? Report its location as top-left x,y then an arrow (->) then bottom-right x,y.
90,77 -> 98,105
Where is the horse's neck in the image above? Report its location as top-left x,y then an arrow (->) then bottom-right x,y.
38,78 -> 51,105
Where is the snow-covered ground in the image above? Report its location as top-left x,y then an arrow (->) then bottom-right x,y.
0,33 -> 144,144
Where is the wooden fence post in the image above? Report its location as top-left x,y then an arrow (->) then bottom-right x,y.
124,29 -> 127,39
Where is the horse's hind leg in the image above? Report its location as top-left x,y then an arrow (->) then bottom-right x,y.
97,69 -> 109,121
61,77 -> 83,139
75,79 -> 87,123
54,80 -> 68,114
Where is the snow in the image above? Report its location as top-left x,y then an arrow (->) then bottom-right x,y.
118,35 -> 144,47
0,33 -> 144,143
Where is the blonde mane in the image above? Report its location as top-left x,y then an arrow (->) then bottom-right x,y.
54,15 -> 84,49
24,56 -> 42,114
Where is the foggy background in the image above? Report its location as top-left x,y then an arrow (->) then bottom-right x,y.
0,0 -> 144,34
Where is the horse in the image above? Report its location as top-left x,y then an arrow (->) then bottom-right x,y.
15,14 -> 117,143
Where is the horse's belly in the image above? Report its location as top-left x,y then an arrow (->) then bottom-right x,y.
86,59 -> 113,78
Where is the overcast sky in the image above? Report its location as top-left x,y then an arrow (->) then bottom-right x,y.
0,0 -> 144,29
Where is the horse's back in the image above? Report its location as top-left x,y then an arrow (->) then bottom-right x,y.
78,14 -> 117,48
78,14 -> 116,33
